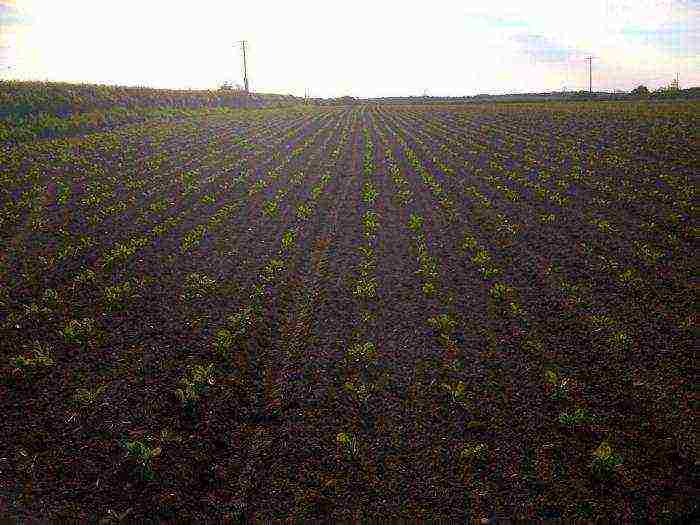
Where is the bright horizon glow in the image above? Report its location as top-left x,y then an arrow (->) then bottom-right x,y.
1,0 -> 698,97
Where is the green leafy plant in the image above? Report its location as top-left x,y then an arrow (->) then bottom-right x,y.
56,182 -> 71,205
296,203 -> 313,220
590,441 -> 623,479
346,341 -> 376,363
73,383 -> 108,410
281,229 -> 297,251
354,276 -> 377,298
441,380 -> 469,406
558,407 -> 594,428
263,199 -> 279,217
42,288 -> 59,307
149,198 -> 169,213
121,439 -> 161,481
104,281 -> 134,312
61,318 -> 96,345
344,379 -> 375,403
262,258 -> 285,283
9,341 -> 55,378
460,442 -> 488,463
361,181 -> 379,204
226,305 -> 256,340
181,224 -> 206,253
214,329 -> 234,359
181,272 -> 217,301
489,282 -> 512,302
428,313 -> 456,335
175,363 -> 215,416
408,213 -> 424,232
336,432 -> 358,457
545,368 -> 570,401
362,210 -> 379,237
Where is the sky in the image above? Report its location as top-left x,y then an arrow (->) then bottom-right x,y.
0,0 -> 698,97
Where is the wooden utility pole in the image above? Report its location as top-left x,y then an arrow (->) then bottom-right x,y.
586,56 -> 597,95
235,40 -> 249,94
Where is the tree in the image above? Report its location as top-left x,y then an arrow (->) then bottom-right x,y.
630,85 -> 649,97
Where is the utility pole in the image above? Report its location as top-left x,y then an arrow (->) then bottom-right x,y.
585,56 -> 596,95
235,40 -> 249,94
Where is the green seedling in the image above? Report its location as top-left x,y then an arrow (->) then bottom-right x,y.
262,258 -> 285,283
408,213 -> 424,232
441,380 -> 469,406
590,441 -> 623,479
462,233 -> 478,251
174,363 -> 215,416
214,329 -> 234,359
104,281 -> 134,312
545,368 -> 570,400
460,442 -> 488,463
489,282 -> 512,302
346,341 -> 376,363
226,306 -> 256,339
296,203 -> 313,220
9,341 -> 55,378
73,383 -> 108,410
354,276 -> 377,298
121,439 -> 161,481
263,199 -> 279,217
181,272 -> 217,301
361,181 -> 379,204
344,379 -> 375,403
281,229 -> 297,251
336,432 -> 358,457
428,314 -> 456,335
558,407 -> 593,428
362,210 -> 379,236
181,224 -> 206,253
61,318 -> 96,345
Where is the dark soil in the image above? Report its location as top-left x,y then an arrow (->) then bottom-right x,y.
0,102 -> 697,522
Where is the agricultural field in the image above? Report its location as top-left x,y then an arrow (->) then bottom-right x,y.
0,98 -> 697,522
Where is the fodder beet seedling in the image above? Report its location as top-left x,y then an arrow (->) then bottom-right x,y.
590,441 -> 623,480
180,224 -> 206,253
344,378 -> 375,404
408,213 -> 424,232
61,318 -> 96,345
263,199 -> 279,217
226,306 -> 256,340
361,181 -> 379,204
8,341 -> 55,380
213,328 -> 234,360
336,432 -> 358,457
544,367 -> 570,401
428,313 -> 456,335
346,341 -> 377,363
73,383 -> 108,411
441,380 -> 469,406
460,442 -> 488,464
103,281 -> 134,312
262,258 -> 285,283
558,407 -> 594,428
354,276 -> 377,298
174,363 -> 215,417
281,229 -> 297,251
120,439 -> 161,481
296,203 -> 313,220
181,272 -> 218,301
